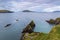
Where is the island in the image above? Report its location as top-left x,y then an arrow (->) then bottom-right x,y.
0,10 -> 13,13
53,11 -> 60,12
22,10 -> 33,12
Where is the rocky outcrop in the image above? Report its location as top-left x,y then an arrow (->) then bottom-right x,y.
46,18 -> 60,25
0,10 -> 13,13
46,19 -> 55,24
5,24 -> 11,27
20,20 -> 35,40
22,20 -> 35,33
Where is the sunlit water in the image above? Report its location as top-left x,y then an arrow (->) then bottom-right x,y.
0,12 -> 60,40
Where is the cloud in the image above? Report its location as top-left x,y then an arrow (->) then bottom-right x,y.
43,6 -> 60,12
0,1 -> 40,12
11,1 -> 38,12
0,0 -> 60,12
0,0 -> 59,4
28,4 -> 56,12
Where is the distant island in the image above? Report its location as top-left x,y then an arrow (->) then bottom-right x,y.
0,10 -> 13,13
53,11 -> 60,12
22,10 -> 33,12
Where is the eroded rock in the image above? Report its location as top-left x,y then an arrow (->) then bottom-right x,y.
22,20 -> 35,33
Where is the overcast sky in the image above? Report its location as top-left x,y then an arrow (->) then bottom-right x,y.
0,0 -> 60,12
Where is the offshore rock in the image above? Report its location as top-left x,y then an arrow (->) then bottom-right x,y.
22,20 -> 35,33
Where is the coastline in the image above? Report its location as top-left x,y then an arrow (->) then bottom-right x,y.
20,20 -> 60,40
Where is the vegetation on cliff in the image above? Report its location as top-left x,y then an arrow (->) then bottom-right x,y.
46,25 -> 60,40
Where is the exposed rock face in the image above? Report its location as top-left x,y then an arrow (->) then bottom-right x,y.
46,18 -> 60,25
22,20 -> 35,33
0,10 -> 13,13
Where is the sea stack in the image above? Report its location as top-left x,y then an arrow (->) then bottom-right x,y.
22,20 -> 35,33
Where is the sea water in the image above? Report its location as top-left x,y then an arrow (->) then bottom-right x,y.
0,12 -> 60,40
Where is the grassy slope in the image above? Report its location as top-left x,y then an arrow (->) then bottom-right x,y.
46,25 -> 60,40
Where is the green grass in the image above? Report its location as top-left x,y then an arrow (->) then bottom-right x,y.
46,25 -> 60,40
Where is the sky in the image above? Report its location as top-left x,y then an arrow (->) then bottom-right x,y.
0,0 -> 60,12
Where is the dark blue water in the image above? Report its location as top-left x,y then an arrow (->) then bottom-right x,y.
0,12 -> 60,40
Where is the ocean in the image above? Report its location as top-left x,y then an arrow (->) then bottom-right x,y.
0,12 -> 60,40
